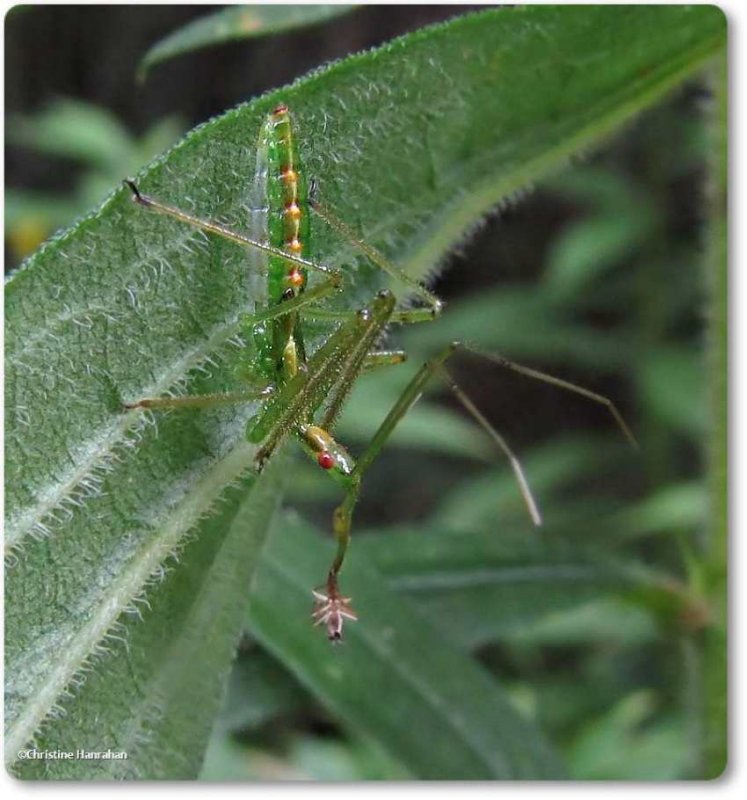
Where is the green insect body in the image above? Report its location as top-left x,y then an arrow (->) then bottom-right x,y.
125,104 -> 636,642
250,105 -> 311,382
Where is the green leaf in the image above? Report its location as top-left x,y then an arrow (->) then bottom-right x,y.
431,434 -> 629,533
8,454 -> 285,778
611,481 -> 706,541
5,5 -> 725,778
248,514 -> 565,779
8,99 -> 135,169
542,167 -> 657,304
211,646 -> 312,734
138,5 -> 356,80
354,526 -> 664,649
499,598 -> 657,648
639,345 -> 708,434
404,286 -> 634,371
568,692 -> 688,779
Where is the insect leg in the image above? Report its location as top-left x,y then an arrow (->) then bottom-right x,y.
241,274 -> 342,325
318,350 -> 407,432
454,343 -> 639,449
310,196 -> 443,316
324,342 -> 544,594
305,335 -> 638,632
309,341 -> 576,638
304,307 -> 436,325
124,179 -> 342,281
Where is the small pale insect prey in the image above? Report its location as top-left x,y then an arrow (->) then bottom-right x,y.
124,104 -> 636,642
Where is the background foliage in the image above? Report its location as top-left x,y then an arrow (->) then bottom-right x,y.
5,5 -> 726,780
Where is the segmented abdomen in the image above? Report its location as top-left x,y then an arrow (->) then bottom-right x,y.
251,104 -> 311,381
264,104 -> 310,304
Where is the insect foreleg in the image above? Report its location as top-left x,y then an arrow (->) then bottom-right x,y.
320,342 -> 545,603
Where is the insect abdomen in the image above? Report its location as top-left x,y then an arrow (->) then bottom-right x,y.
251,104 -> 311,381
265,104 -> 310,304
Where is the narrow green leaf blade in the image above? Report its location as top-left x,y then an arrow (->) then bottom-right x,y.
138,5 -> 356,79
355,527 -> 664,649
248,514 -> 565,779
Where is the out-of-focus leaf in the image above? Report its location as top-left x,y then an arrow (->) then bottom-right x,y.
546,213 -> 652,301
640,345 -> 707,434
501,597 -> 657,646
287,734 -> 407,781
568,692 -> 687,779
215,647 -> 312,733
612,481 -> 706,541
139,5 -> 356,79
200,732 -> 270,781
432,434 -> 629,532
8,99 -> 134,169
201,725 -> 406,781
4,192 -> 76,230
543,167 -> 656,302
405,287 -> 632,370
354,526 -> 669,649
6,104 -> 184,260
248,514 -> 566,779
703,50 -> 727,778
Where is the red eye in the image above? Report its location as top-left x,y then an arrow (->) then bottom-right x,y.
317,451 -> 335,470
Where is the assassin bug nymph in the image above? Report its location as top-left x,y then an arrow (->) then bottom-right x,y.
124,104 -> 636,642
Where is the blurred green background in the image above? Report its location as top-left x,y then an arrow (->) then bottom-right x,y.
5,5 -> 724,780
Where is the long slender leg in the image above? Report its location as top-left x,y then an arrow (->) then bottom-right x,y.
126,180 -> 439,331
309,348 -> 433,636
434,363 -> 542,525
310,195 -> 443,316
251,291 -> 397,469
127,177 -> 438,314
124,180 -> 342,281
457,344 -> 639,449
310,186 -> 636,449
313,343 -> 539,641
303,306 -> 437,325
242,275 -> 342,324
318,337 -> 638,633
320,350 -> 407,431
